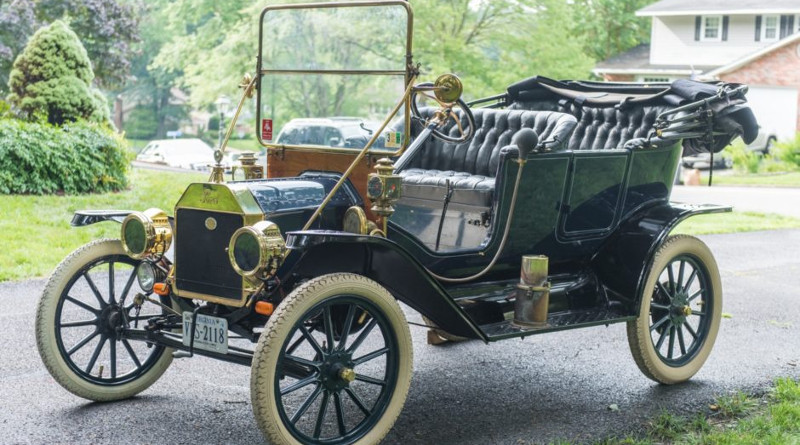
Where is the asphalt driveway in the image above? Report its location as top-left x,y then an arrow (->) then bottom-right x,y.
1,229 -> 799,444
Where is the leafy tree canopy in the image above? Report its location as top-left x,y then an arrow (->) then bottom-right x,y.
7,20 -> 109,125
0,0 -> 140,90
152,0 -> 597,108
0,0 -> 37,91
573,0 -> 654,62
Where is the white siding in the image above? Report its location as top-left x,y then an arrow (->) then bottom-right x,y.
651,15 -> 771,66
746,86 -> 798,140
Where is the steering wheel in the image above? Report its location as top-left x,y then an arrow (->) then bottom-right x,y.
410,76 -> 476,144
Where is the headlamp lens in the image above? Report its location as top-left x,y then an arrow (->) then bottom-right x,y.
136,261 -> 157,293
233,231 -> 261,274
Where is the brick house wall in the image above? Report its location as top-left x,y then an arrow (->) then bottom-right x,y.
718,42 -> 800,133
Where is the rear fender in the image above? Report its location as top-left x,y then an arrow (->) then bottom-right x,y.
282,231 -> 486,341
591,202 -> 730,312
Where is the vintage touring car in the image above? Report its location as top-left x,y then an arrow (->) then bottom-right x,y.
35,2 -> 758,444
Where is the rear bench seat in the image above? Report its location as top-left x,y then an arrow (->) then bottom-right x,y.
399,108 -> 577,208
509,99 -> 671,151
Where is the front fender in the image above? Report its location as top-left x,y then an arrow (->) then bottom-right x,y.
283,231 -> 486,341
591,202 -> 730,312
70,210 -> 134,226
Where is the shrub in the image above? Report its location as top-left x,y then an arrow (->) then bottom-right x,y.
6,20 -> 109,126
727,140 -> 761,173
773,133 -> 800,170
0,118 -> 129,194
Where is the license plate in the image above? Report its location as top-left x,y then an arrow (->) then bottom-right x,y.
182,312 -> 228,354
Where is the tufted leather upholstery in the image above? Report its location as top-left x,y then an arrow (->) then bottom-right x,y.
400,169 -> 494,207
399,108 -> 576,208
407,108 -> 576,174
510,100 -> 670,151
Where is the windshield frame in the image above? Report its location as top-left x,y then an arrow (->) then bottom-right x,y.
255,0 -> 414,156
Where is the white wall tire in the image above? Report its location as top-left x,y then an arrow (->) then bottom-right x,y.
251,273 -> 413,445
35,239 -> 173,401
627,235 -> 722,384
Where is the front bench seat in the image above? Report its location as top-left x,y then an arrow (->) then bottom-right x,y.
399,108 -> 577,208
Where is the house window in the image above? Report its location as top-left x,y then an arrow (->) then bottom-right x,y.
701,15 -> 722,41
762,15 -> 779,41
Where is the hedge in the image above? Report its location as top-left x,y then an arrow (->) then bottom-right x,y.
0,118 -> 129,194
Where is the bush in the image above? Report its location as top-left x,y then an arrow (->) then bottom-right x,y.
6,20 -> 109,126
727,140 -> 761,173
773,133 -> 800,170
0,118 -> 129,194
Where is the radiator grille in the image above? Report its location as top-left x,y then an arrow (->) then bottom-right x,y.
175,208 -> 243,302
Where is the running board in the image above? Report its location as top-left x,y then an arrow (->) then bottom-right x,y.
480,308 -> 634,342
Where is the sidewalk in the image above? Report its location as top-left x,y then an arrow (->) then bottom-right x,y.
671,185 -> 800,218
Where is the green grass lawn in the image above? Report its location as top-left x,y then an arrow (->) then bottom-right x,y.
225,138 -> 262,152
557,377 -> 800,445
702,171 -> 800,187
672,210 -> 800,235
0,168 -> 205,282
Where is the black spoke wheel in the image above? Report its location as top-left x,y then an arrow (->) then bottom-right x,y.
627,235 -> 722,384
251,273 -> 413,445
35,239 -> 174,401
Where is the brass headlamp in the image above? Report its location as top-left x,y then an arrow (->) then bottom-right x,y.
228,220 -> 286,278
120,208 -> 172,259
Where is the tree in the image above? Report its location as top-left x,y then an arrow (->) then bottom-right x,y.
152,0 -> 597,108
413,0 -> 594,98
573,0 -> 655,62
35,0 -> 141,89
0,0 -> 141,91
7,20 -> 109,125
122,0 -> 187,138
0,0 -> 37,92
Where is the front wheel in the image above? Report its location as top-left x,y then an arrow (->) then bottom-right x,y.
251,273 -> 413,445
35,239 -> 174,401
627,235 -> 722,384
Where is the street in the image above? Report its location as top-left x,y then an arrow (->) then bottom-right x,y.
2,229 -> 799,444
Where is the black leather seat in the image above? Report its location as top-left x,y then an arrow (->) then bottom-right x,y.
399,108 -> 577,208
510,100 -> 671,151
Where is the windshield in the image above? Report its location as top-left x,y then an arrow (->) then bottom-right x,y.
256,2 -> 412,154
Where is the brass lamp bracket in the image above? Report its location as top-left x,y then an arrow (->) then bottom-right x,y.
367,158 -> 402,234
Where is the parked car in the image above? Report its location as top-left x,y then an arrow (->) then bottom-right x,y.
682,126 -> 775,169
136,138 -> 222,170
746,126 -> 777,154
276,117 -> 386,149
36,2 -> 757,445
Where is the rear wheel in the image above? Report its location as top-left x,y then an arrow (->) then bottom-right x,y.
35,239 -> 173,401
251,273 -> 413,445
627,235 -> 722,384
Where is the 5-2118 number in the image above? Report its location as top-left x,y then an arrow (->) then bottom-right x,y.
182,312 -> 229,354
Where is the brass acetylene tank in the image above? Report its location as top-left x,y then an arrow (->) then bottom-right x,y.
513,255 -> 551,328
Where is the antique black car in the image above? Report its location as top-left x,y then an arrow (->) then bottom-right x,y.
35,2 -> 758,444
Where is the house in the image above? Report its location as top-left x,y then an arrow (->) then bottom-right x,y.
594,0 -> 800,140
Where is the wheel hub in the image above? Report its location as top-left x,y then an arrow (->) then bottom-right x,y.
669,291 -> 690,327
320,351 -> 355,392
99,305 -> 125,337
